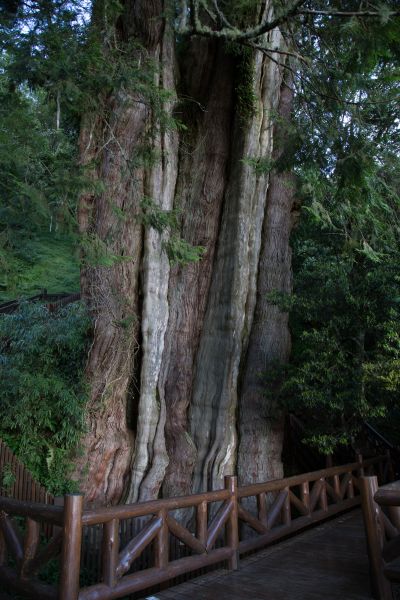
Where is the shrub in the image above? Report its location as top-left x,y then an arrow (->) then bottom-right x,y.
0,301 -> 91,494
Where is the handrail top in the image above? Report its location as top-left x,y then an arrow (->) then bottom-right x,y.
374,479 -> 400,507
0,496 -> 63,525
82,488 -> 231,525
238,456 -> 385,498
82,456 -> 386,526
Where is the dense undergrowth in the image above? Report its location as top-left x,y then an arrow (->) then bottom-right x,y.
0,302 -> 91,494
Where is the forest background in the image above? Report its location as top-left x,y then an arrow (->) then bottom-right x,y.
0,0 -> 399,503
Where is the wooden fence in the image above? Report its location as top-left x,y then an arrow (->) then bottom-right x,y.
0,453 -> 392,600
0,439 -> 54,505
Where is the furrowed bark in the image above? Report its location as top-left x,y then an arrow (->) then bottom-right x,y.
238,76 -> 296,487
161,39 -> 236,499
75,92 -> 146,505
189,24 -> 285,493
75,0 -> 165,505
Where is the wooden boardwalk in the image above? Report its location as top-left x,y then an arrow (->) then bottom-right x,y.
146,510 -> 374,600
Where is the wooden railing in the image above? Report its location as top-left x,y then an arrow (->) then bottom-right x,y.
360,476 -> 400,600
0,497 -> 64,598
364,422 -> 400,480
0,454 -> 391,600
0,291 -> 81,314
237,457 -> 378,555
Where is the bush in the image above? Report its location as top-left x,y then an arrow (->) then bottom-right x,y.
0,301 -> 91,494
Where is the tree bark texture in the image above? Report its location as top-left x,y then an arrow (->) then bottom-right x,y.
76,0 -> 295,506
238,77 -> 296,487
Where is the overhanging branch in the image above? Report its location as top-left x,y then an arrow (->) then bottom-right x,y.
177,0 -> 308,39
299,9 -> 400,17
176,1 -> 400,59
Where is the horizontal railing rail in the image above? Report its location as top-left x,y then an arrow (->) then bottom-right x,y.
0,497 -> 63,525
82,487 -> 231,526
0,453 -> 392,600
0,291 -> 81,314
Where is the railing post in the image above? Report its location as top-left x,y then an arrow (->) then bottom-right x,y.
225,475 -> 239,571
359,476 -> 393,600
356,453 -> 364,477
59,494 -> 83,600
257,492 -> 268,525
300,481 -> 310,515
155,508 -> 168,569
102,518 -> 119,587
319,478 -> 328,511
197,500 -> 208,546
347,475 -> 355,499
333,474 -> 340,498
282,486 -> 291,525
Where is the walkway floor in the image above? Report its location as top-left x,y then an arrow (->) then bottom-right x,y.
142,510 -> 376,600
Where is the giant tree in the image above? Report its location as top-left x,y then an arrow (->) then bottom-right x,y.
75,0 -> 400,505
2,0 -> 399,505
74,0 -> 301,505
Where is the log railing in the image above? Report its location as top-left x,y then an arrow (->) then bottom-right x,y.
0,291 -> 81,315
0,498 -> 64,599
0,454 -> 391,600
237,458 -> 372,555
77,482 -> 238,600
360,476 -> 400,600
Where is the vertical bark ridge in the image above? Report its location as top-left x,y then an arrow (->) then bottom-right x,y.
75,87 -> 148,504
160,40 -> 236,499
189,28 -> 284,494
128,26 -> 179,503
241,26 -> 284,351
238,76 -> 295,488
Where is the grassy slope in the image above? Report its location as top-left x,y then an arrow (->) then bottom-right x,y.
0,230 -> 80,302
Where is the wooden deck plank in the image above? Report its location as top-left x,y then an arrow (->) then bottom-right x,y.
142,511 -> 376,600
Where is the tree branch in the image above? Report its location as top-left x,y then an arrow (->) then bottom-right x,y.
177,0 -> 308,40
246,42 -> 308,65
247,45 -> 299,77
299,9 -> 400,18
211,0 -> 236,30
176,1 -> 400,52
233,0 -> 308,40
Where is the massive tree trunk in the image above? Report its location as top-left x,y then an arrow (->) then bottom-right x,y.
76,0 -> 295,505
